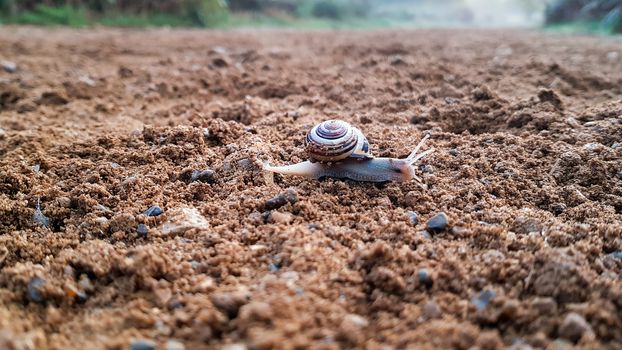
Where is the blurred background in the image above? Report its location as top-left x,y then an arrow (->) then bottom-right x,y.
0,0 -> 620,34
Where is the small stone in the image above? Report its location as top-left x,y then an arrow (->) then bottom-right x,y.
417,269 -> 433,287
130,339 -> 156,350
268,211 -> 293,224
37,91 -> 68,106
342,313 -> 369,328
1,60 -> 17,73
511,217 -> 542,235
57,196 -> 71,208
137,224 -> 149,237
264,188 -> 298,210
118,66 -> 133,78
110,162 -> 121,169
212,57 -> 229,68
0,128 -> 6,139
210,290 -> 251,318
448,148 -> 459,156
144,205 -> 163,217
221,344 -> 247,350
165,340 -> 186,350
611,251 -> 622,260
538,89 -> 563,109
611,142 -> 621,149
420,164 -> 434,173
583,143 -> 603,152
531,297 -> 557,314
559,312 -> 593,343
422,300 -> 442,319
406,211 -> 418,225
308,223 -> 320,230
190,169 -> 215,183
426,212 -> 449,232
27,277 -> 45,303
472,289 -> 496,311
160,207 -> 209,235
32,164 -> 40,172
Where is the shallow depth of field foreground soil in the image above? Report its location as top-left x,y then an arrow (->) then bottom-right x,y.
0,26 -> 621,349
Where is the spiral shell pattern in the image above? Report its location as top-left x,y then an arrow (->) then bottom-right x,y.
305,120 -> 372,162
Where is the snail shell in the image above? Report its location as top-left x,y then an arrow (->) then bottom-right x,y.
304,120 -> 372,163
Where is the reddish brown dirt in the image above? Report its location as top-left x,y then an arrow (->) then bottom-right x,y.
0,26 -> 621,350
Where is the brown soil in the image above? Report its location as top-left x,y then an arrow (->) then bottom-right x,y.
0,26 -> 621,350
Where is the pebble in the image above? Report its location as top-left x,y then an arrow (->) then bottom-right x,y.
144,205 -> 163,217
420,164 -> 434,173
265,188 -> 298,210
165,340 -> 186,350
110,162 -> 121,169
212,57 -> 229,68
190,169 -> 215,183
130,339 -> 156,350
422,300 -> 442,319
1,60 -> 17,73
448,148 -> 459,156
342,313 -> 369,328
0,128 -> 5,139
472,289 -> 496,311
417,269 -> 433,287
160,207 -> 209,235
610,142 -> 621,149
406,211 -> 418,225
611,251 -> 622,260
268,211 -> 293,224
221,344 -> 247,350
27,277 -> 45,303
137,224 -> 149,237
57,196 -> 71,208
559,312 -> 593,343
426,212 -> 449,232
531,297 -> 557,314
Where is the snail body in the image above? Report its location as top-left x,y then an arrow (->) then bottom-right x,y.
263,120 -> 433,183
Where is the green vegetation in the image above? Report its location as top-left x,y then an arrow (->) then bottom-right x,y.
545,0 -> 622,34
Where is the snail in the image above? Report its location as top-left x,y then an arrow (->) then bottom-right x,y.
263,119 -> 434,183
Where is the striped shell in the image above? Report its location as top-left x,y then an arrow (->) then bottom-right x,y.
305,120 -> 372,163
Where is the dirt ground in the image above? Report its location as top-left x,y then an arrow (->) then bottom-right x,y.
0,26 -> 621,350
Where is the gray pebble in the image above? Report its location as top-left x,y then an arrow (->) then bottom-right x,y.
144,205 -> 163,217
265,188 -> 298,210
419,164 -> 434,173
137,224 -> 149,237
1,60 -> 17,73
612,251 -> 622,260
612,142 -> 621,149
417,269 -> 433,287
559,312 -> 593,343
426,212 -> 449,232
130,339 -> 156,350
407,211 -> 418,225
422,300 -> 442,319
472,289 -> 496,311
448,148 -> 459,156
190,169 -> 215,183
27,277 -> 45,303
110,162 -> 121,169
165,340 -> 186,350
